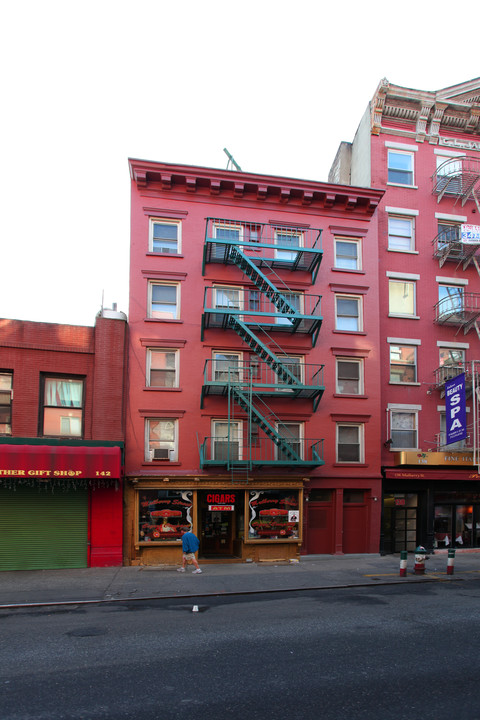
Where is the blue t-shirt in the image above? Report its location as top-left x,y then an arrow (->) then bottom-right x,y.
182,531 -> 200,554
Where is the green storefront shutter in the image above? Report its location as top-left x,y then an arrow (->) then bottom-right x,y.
0,486 -> 88,571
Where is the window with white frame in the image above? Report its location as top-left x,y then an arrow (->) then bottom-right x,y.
389,344 -> 417,383
213,286 -> 242,312
276,356 -> 303,387
388,150 -> 414,186
148,283 -> 179,319
0,372 -> 13,435
439,411 -> 467,451
213,223 -> 243,259
275,292 -> 302,325
276,422 -> 303,461
212,351 -> 242,383
336,423 -> 363,463
436,154 -> 464,194
145,418 -> 178,461
334,237 -> 361,270
212,420 -> 241,461
438,346 -> 466,384
388,216 -> 415,252
388,279 -> 416,316
42,376 -> 84,437
150,220 -> 181,254
438,283 -> 464,315
147,349 -> 178,388
336,358 -> 363,395
390,409 -> 418,449
274,228 -> 303,262
437,221 -> 461,249
335,295 -> 362,331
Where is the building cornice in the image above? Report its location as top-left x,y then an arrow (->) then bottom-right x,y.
128,159 -> 384,217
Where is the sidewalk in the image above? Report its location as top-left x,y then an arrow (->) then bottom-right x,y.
1,551 -> 480,608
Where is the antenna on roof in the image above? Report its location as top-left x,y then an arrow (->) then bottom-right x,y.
224,148 -> 242,172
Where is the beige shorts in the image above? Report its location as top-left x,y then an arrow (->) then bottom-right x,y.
183,552 -> 196,561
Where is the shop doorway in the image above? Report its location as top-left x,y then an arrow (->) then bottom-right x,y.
307,490 -> 334,554
383,494 -> 418,553
198,491 -> 243,558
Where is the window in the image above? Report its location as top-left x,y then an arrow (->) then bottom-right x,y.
212,420 -> 241,461
335,237 -> 361,270
335,295 -> 362,331
439,412 -> 467,451
388,216 -> 415,252
336,424 -> 363,463
149,283 -> 179,319
438,347 -> 465,384
138,489 -> 192,543
276,422 -> 303,461
274,228 -> 302,262
275,292 -> 302,325
0,372 -> 13,435
276,356 -> 303,387
147,350 -> 178,387
438,284 -> 464,314
212,352 -> 241,382
42,377 -> 84,437
436,155 -> 463,194
248,489 -> 300,540
145,418 -> 177,461
214,286 -> 242,312
390,410 -> 418,449
213,223 -> 242,259
150,220 -> 181,254
388,150 -> 414,186
437,222 -> 461,249
336,359 -> 362,394
390,345 -> 417,383
389,280 -> 416,316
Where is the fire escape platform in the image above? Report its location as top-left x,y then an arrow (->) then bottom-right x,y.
434,293 -> 480,333
432,156 -> 480,211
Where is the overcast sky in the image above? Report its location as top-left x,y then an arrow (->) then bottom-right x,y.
2,0 -> 478,327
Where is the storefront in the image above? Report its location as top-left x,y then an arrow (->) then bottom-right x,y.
0,441 -> 123,571
125,477 -> 303,565
382,451 -> 480,554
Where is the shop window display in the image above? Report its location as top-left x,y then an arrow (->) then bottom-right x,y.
248,489 -> 300,540
139,489 -> 192,542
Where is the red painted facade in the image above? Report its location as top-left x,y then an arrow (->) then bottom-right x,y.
0,313 -> 127,569
125,160 -> 384,562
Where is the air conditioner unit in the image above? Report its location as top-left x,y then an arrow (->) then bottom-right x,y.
153,448 -> 170,460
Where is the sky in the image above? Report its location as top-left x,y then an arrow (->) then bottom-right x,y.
2,0 -> 479,327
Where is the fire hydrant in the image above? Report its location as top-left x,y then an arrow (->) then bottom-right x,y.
414,545 -> 427,575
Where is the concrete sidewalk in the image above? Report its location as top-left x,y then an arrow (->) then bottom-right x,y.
1,551 -> 480,608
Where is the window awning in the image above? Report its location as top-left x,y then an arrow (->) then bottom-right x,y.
0,445 -> 121,480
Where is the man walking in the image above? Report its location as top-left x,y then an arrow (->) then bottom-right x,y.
177,527 -> 202,573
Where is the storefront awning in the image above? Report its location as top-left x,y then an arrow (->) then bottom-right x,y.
0,444 -> 122,480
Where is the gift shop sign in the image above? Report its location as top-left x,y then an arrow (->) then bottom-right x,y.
0,444 -> 121,479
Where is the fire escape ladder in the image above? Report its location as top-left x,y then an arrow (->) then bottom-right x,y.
229,385 -> 302,462
227,316 -> 301,386
228,245 -> 301,330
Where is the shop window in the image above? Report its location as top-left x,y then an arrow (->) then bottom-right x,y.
336,423 -> 363,463
336,358 -> 362,394
145,418 -> 178,461
334,237 -> 361,270
148,282 -> 179,320
150,219 -> 181,254
41,376 -> 84,437
388,150 -> 414,186
335,295 -> 362,332
138,489 -> 193,542
389,344 -> 417,383
0,372 -> 13,435
388,216 -> 415,252
147,349 -> 178,387
248,489 -> 300,540
388,279 -> 416,317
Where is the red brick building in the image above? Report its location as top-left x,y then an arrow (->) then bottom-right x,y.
0,309 -> 127,570
125,159 -> 384,564
329,77 -> 480,553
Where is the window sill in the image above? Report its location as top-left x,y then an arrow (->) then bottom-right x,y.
144,318 -> 184,323
387,248 -> 419,254
388,314 -> 420,320
386,183 -> 418,189
146,252 -> 184,258
332,330 -> 366,335
141,461 -> 181,466
333,463 -> 368,467
388,382 -> 421,387
331,268 -> 365,274
333,394 -> 368,399
143,387 -> 182,392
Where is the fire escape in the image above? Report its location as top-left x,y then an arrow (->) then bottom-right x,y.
430,158 -> 480,442
199,218 -> 325,478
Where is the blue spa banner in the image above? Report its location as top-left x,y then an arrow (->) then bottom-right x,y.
445,373 -> 467,444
